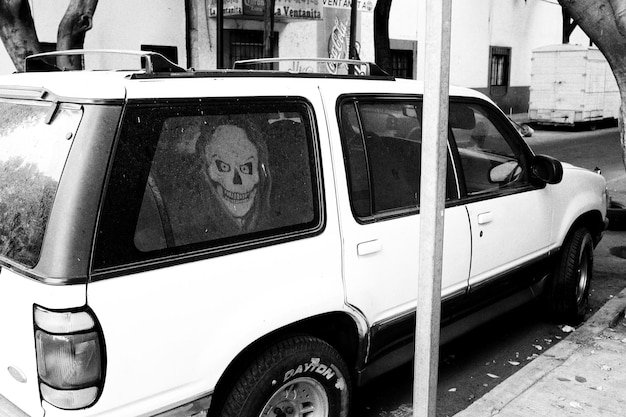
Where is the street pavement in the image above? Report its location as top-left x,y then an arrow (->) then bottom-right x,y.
453,228 -> 626,417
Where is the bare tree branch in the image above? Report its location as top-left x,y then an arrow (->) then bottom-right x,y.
0,0 -> 41,72
608,0 -> 626,36
561,8 -> 578,43
56,0 -> 99,70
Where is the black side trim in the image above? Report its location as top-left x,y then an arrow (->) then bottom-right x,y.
358,252 -> 556,385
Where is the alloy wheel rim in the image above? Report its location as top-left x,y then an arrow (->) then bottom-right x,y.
576,248 -> 590,304
260,376 -> 329,417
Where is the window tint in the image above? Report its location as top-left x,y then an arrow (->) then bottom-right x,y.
0,102 -> 80,267
450,101 -> 527,196
359,102 -> 422,214
94,100 -> 319,269
341,99 -> 455,219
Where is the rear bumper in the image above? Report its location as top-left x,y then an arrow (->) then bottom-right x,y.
0,392 -> 212,417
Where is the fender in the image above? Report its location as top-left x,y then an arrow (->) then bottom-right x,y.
550,164 -> 607,249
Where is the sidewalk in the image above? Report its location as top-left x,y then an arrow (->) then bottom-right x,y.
453,231 -> 626,417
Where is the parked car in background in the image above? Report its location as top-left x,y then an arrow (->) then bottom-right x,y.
0,51 -> 608,417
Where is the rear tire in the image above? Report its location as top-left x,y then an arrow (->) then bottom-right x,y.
219,335 -> 351,417
550,227 -> 594,324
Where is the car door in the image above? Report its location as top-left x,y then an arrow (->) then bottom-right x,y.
448,99 -> 553,303
336,97 -> 471,366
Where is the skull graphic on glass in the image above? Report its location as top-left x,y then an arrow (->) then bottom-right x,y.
200,122 -> 270,233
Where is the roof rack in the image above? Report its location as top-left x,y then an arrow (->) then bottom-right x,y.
24,49 -> 187,74
233,57 -> 393,78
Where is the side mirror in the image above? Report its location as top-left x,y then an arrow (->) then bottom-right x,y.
531,154 -> 563,185
489,161 -> 521,183
402,105 -> 418,118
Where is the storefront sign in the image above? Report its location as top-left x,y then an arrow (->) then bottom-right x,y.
322,0 -> 374,12
208,0 -> 322,20
322,5 -> 365,75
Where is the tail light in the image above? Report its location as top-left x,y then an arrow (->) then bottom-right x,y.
34,305 -> 106,409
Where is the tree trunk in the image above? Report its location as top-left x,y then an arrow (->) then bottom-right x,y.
374,0 -> 392,74
559,0 -> 626,169
56,0 -> 99,70
0,0 -> 41,72
561,8 -> 577,44
263,0 -> 276,61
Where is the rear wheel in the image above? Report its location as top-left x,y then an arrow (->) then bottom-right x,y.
219,336 -> 351,417
550,227 -> 594,324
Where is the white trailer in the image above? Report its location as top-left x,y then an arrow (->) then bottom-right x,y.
528,44 -> 619,126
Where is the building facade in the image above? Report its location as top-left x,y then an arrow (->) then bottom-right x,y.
0,0 -> 590,113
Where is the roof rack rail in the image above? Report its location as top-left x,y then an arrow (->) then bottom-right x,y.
233,57 -> 393,78
24,49 -> 187,74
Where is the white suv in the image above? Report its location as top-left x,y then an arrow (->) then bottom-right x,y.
0,52 -> 608,417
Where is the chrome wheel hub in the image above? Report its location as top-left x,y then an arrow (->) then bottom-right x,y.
261,377 -> 329,417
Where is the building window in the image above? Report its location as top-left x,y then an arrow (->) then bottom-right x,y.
390,49 -> 413,79
141,45 -> 179,64
225,30 -> 278,69
489,46 -> 511,95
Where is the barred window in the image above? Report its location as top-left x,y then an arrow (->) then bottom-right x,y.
489,46 -> 511,94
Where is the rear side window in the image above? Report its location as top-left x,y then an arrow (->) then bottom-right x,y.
0,101 -> 80,267
339,98 -> 456,219
94,99 -> 321,269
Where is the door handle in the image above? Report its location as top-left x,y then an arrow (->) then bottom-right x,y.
357,239 -> 382,256
477,211 -> 493,225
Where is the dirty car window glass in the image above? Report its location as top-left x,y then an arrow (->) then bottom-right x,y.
94,100 -> 319,268
0,101 -> 79,267
340,100 -> 424,217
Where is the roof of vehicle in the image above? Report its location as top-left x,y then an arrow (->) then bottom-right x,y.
0,51 -> 489,103
0,70 -> 489,103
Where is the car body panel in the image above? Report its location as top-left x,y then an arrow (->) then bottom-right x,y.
84,238 -> 344,416
549,164 -> 608,247
78,86 -> 347,416
0,66 -> 609,416
465,186 -> 552,286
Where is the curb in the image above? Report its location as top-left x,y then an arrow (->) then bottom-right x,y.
453,288 -> 626,416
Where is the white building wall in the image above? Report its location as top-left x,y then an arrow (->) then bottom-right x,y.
389,0 -> 418,41
280,21 -> 322,59
410,0 -> 573,89
0,0 -> 186,74
84,0 -> 186,60
0,0 -> 592,88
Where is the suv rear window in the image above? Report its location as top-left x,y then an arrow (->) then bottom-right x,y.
0,101 -> 80,267
94,99 -> 321,269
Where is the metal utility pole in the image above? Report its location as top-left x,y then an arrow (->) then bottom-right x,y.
263,0 -> 276,59
349,0 -> 358,59
413,0 -> 452,416
216,0 -> 224,68
184,0 -> 198,69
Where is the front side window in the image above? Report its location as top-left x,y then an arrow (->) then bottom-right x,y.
450,101 -> 528,196
0,101 -> 80,267
94,99 -> 320,269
